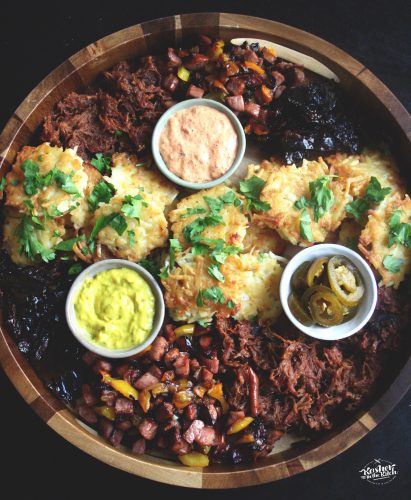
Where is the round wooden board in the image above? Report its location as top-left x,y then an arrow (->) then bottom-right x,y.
1,12 -> 411,489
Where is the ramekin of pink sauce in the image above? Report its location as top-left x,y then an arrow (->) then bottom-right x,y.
152,99 -> 246,189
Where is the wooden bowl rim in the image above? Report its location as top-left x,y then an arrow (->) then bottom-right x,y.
1,12 -> 411,489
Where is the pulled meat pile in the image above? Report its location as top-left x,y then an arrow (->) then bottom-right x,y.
41,37 -> 359,164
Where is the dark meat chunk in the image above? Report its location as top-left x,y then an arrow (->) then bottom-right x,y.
148,364 -> 163,380
101,389 -> 117,407
226,410 -> 245,426
138,418 -> 158,440
81,384 -> 98,407
199,335 -> 213,351
186,84 -> 205,99
164,347 -> 179,366
109,429 -> 124,447
156,402 -> 175,422
163,74 -> 179,93
199,401 -> 218,425
198,367 -> 214,387
166,47 -> 182,67
195,426 -> 217,446
149,336 -> 169,362
94,359 -> 113,374
244,102 -> 261,119
183,419 -> 205,443
183,54 -> 209,70
226,77 -> 246,96
226,95 -> 245,112
134,371 -> 159,390
163,324 -> 176,343
100,419 -> 114,440
115,397 -> 134,416
131,438 -> 146,455
78,405 -> 98,425
116,420 -> 133,431
199,355 -> 219,374
173,352 -> 190,377
170,429 -> 192,455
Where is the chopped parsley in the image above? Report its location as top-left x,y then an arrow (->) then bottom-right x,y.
169,238 -> 182,270
90,153 -> 112,175
55,235 -> 86,252
197,286 -> 225,307
299,208 -> 313,242
121,193 -> 148,222
383,255 -> 404,273
183,214 -> 225,244
197,320 -> 212,328
239,176 -> 271,212
139,258 -> 161,277
180,207 -> 207,218
346,177 -> 392,221
88,180 -> 115,212
204,196 -> 225,214
207,263 -> 225,282
128,230 -> 136,247
53,169 -> 80,195
227,299 -> 236,310
68,262 -> 83,275
89,213 -> 127,241
114,130 -> 124,137
294,176 -> 335,222
21,159 -> 44,195
387,210 -> 411,248
0,178 -> 6,191
16,215 -> 55,262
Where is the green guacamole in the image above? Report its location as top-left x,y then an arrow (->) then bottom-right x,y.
74,268 -> 155,349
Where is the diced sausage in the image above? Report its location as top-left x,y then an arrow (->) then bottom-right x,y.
163,324 -> 176,343
184,403 -> 198,421
163,73 -> 179,93
116,420 -> 132,431
148,364 -> 163,379
170,432 -> 191,455
226,410 -> 245,426
78,405 -> 98,425
184,53 -> 209,70
195,426 -> 217,446
81,384 -> 98,407
173,353 -> 190,377
134,371 -> 159,390
190,358 -> 201,373
100,419 -> 114,440
244,102 -> 261,119
82,351 -> 99,366
199,402 -> 218,425
131,438 -> 146,455
109,429 -> 123,447
164,347 -> 179,366
262,47 -> 276,64
271,70 -> 285,87
199,367 -> 214,385
274,84 -> 286,99
93,359 -> 113,374
186,84 -> 205,99
183,419 -> 205,444
138,418 -> 158,440
226,77 -> 246,96
199,335 -> 213,351
161,370 -> 175,382
149,336 -> 169,362
199,355 -> 219,374
122,368 -> 140,385
156,402 -> 175,422
243,48 -> 259,63
100,389 -> 117,407
225,95 -> 245,112
166,47 -> 182,67
115,397 -> 134,416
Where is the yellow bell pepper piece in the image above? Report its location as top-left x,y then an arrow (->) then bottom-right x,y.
207,383 -> 229,414
227,416 -> 254,435
193,385 -> 207,398
138,389 -> 151,413
175,324 -> 195,337
94,405 -> 116,421
149,382 -> 169,396
100,371 -> 138,400
179,452 -> 210,467
177,66 -> 190,82
173,390 -> 194,409
244,61 -> 265,75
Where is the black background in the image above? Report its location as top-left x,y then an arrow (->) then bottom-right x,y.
1,1 -> 410,498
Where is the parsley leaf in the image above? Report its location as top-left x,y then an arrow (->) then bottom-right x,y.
121,194 -> 148,221
53,170 -> 80,195
208,263 -> 225,282
183,214 -> 225,244
387,210 -> 411,248
239,176 -> 271,212
128,230 -> 136,247
294,196 -> 309,210
346,176 -> 392,221
197,320 -> 212,328
89,213 -> 127,240
220,190 -> 242,207
21,159 -> 43,195
16,216 -> 55,262
169,238 -> 182,270
139,258 -> 161,277
114,130 -> 124,137
383,255 -> 404,273
300,208 -> 313,242
204,196 -> 225,214
202,286 -> 225,304
0,178 -> 6,191
90,153 -> 112,175
192,243 -> 210,255
210,244 -> 241,264
308,176 -> 335,222
227,299 -> 236,309
180,207 -> 207,218
88,180 -> 115,212
55,235 -> 86,251
68,262 -> 83,275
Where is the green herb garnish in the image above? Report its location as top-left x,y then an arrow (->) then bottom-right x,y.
121,193 -> 148,222
16,216 -> 55,262
346,177 -> 392,221
90,153 -> 112,175
55,235 -> 86,251
387,210 -> 411,248
88,180 -> 115,212
239,176 -> 270,212
300,208 -> 313,242
383,255 -> 404,273
207,263 -> 225,282
68,262 -> 83,275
